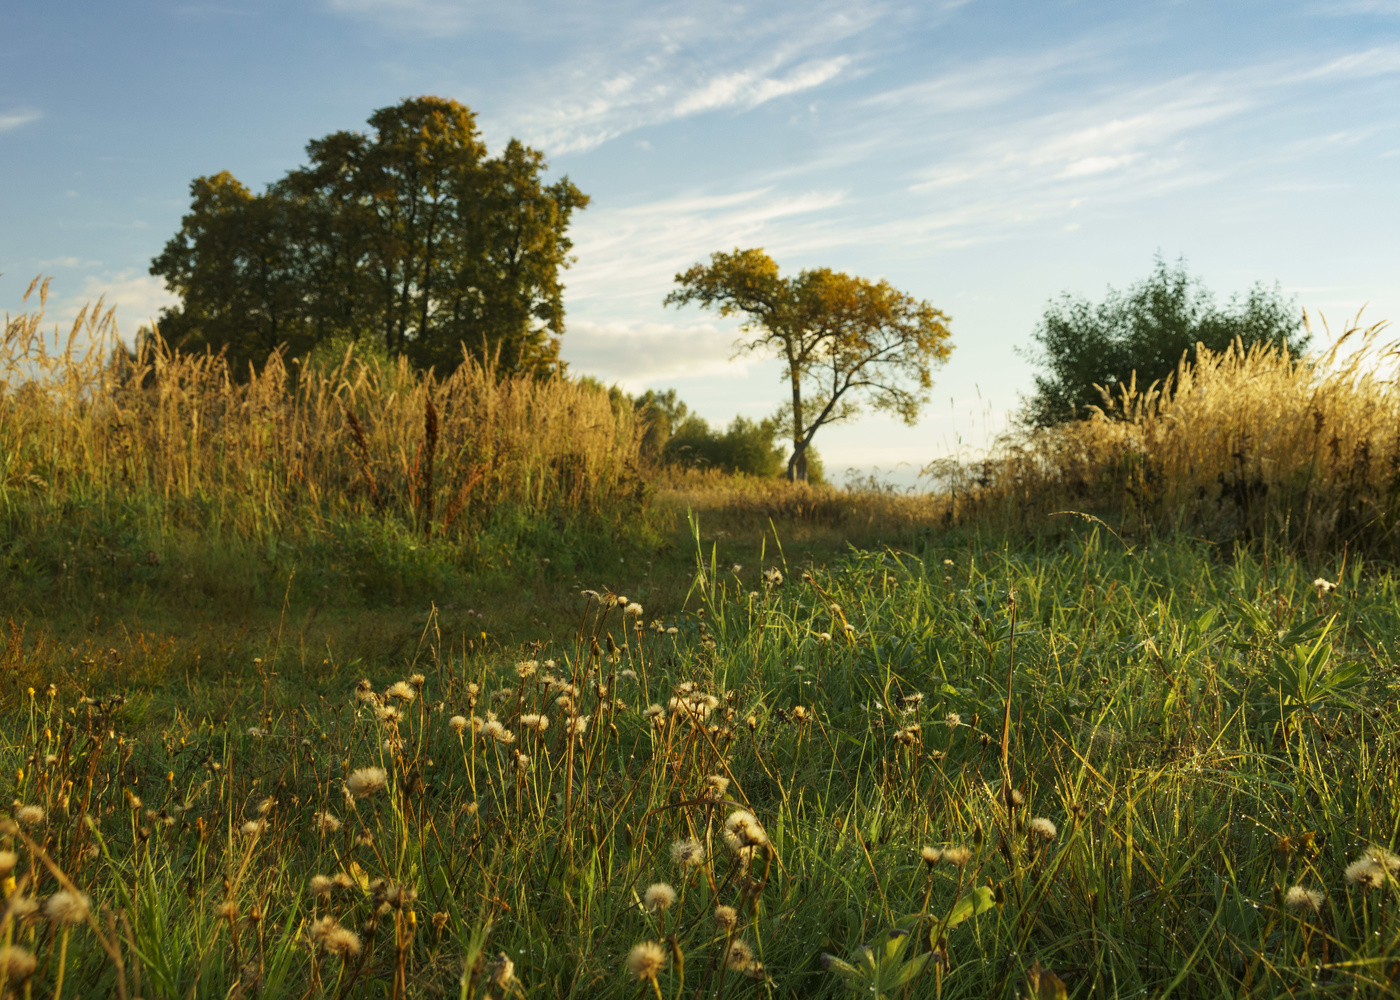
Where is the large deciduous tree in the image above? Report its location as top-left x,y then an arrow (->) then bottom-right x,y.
666,248 -> 953,482
150,97 -> 588,375
1021,255 -> 1308,426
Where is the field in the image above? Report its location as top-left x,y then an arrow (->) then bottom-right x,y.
3,293 -> 1400,998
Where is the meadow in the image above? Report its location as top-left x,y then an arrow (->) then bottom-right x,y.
3,288 -> 1400,998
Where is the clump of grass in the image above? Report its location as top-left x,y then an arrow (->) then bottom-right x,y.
943,312 -> 1400,555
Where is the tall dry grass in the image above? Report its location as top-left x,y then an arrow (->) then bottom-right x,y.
938,313 -> 1400,553
1,281 -> 645,556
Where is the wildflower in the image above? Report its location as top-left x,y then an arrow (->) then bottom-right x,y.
620,669 -> 637,681
732,564 -> 743,573
216,900 -> 239,920
309,875 -> 334,897
894,725 -> 918,746
627,940 -> 667,982
791,705 -> 809,722
355,830 -> 374,848
945,713 -> 962,729
666,627 -> 678,635
1367,846 -> 1400,873
256,796 -> 276,816
480,719 -> 511,743
313,810 -> 341,834
1007,788 -> 1026,809
247,727 -> 269,738
6,895 -> 37,919
671,838 -> 705,868
520,714 -> 549,734
375,705 -> 402,724
714,905 -> 738,930
332,873 -> 355,891
0,947 -> 37,982
763,567 -> 783,587
625,602 -> 644,617
345,767 -> 388,798
817,632 -> 831,641
943,558 -> 954,567
942,846 -> 972,866
513,752 -> 531,771
515,660 -> 538,679
566,715 -> 590,739
386,681 -> 416,702
0,850 -> 17,876
1285,885 -> 1325,912
449,715 -> 468,733
920,846 -> 942,866
44,890 -> 90,924
241,819 -> 265,838
409,672 -> 426,688
432,911 -> 450,931
1313,577 -> 1337,595
15,805 -> 45,827
1028,817 -> 1057,841
702,775 -> 731,802
643,882 -> 676,913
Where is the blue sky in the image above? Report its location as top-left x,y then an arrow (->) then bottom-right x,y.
3,1 -> 1398,484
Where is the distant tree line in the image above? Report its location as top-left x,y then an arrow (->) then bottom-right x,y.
150,97 -> 587,376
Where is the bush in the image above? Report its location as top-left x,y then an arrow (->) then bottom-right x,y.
1021,255 -> 1308,426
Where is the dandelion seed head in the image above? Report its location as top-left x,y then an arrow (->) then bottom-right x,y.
1028,817 -> 1057,841
386,681 -> 416,702
449,715 -> 468,733
671,838 -> 705,868
920,846 -> 942,866
1285,885 -> 1325,912
345,767 -> 388,798
714,905 -> 738,929
626,940 -> 667,981
0,946 -> 37,982
14,805 -> 45,827
643,882 -> 676,913
943,846 -> 972,867
44,890 -> 90,925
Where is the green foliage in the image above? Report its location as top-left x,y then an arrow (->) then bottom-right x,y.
667,247 -> 953,481
664,414 -> 793,478
1021,254 -> 1308,426
150,97 -> 588,376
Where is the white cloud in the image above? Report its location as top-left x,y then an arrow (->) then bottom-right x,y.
0,108 -> 41,133
560,319 -> 760,388
68,272 -> 178,338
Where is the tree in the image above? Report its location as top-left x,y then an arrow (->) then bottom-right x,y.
151,97 -> 588,375
665,248 -> 953,482
1021,255 -> 1308,426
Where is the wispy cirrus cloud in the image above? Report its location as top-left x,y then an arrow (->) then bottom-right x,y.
0,108 -> 41,133
331,0 -> 885,152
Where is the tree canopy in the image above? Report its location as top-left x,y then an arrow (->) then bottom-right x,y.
1021,255 -> 1308,426
666,248 -> 953,482
150,97 -> 588,375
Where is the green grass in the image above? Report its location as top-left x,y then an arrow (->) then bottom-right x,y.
2,519 -> 1399,998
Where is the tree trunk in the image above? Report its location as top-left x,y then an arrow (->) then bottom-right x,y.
787,370 -> 807,483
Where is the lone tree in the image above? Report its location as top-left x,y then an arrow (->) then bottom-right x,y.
151,97 -> 588,375
666,248 -> 953,482
1021,254 -> 1307,426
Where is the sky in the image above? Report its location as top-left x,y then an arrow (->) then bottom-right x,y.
3,1 -> 1399,487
